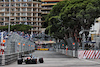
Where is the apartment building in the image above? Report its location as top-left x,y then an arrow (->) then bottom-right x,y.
41,0 -> 63,15
41,0 -> 63,28
0,0 -> 42,34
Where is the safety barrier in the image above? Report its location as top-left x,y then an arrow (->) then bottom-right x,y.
0,50 -> 35,66
0,32 -> 35,65
0,53 -> 17,66
0,32 -> 35,55
37,48 -> 49,51
54,48 -> 77,58
78,50 -> 100,59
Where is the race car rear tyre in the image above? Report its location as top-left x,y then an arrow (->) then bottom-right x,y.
39,58 -> 44,63
17,59 -> 23,64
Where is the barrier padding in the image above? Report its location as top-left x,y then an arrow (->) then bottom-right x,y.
37,48 -> 49,51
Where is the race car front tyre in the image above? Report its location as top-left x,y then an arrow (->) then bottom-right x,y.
39,58 -> 44,63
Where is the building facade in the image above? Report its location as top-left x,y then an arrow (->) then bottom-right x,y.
41,0 -> 63,15
0,0 -> 42,34
41,0 -> 63,28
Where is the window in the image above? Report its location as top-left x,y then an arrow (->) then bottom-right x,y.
1,4 -> 4,7
22,13 -> 26,16
6,9 -> 9,11
2,13 -> 4,16
23,8 -> 26,11
11,0 -> 15,2
16,17 -> 20,20
23,0 -> 27,2
28,4 -> 31,6
11,4 -> 15,6
0,0 -> 4,2
0,22 -> 3,25
16,0 -> 20,2
16,22 -> 19,24
5,0 -> 9,2
6,4 -> 9,7
28,0 -> 31,2
1,18 -> 4,20
16,4 -> 20,6
23,3 -> 27,7
22,17 -> 26,21
27,8 -> 31,11
11,9 -> 14,11
16,8 -> 20,11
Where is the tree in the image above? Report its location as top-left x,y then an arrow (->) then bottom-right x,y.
45,1 -> 67,39
45,0 -> 100,43
60,0 -> 100,40
0,24 -> 32,33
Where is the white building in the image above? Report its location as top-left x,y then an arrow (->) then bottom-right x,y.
89,17 -> 100,49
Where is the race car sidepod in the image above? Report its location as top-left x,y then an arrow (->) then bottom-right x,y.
25,57 -> 37,64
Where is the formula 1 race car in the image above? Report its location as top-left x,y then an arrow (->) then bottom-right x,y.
17,54 -> 44,64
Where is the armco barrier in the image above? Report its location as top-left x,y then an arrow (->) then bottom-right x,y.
0,53 -> 17,66
0,50 -> 35,66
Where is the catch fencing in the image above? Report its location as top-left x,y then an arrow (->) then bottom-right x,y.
0,32 -> 35,65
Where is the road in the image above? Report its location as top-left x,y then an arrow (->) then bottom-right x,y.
1,50 -> 100,67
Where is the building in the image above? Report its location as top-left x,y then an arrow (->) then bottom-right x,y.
90,17 -> 100,36
41,0 -> 63,28
0,0 -> 42,34
88,17 -> 100,49
41,0 -> 63,15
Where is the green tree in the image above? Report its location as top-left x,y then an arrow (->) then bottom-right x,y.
60,0 -> 100,40
45,0 -> 100,42
0,24 -> 32,33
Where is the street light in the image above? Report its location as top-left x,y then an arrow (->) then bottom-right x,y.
8,0 -> 11,34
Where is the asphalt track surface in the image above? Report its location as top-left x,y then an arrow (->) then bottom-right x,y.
1,50 -> 100,67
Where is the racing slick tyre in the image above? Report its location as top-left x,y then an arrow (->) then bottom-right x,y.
17,58 -> 23,64
39,58 -> 44,63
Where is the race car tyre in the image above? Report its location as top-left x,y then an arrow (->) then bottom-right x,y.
17,59 -> 23,64
39,58 -> 44,63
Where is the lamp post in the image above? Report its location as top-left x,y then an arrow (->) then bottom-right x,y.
8,0 -> 11,35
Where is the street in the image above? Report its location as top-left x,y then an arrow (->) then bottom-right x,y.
1,50 -> 100,67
